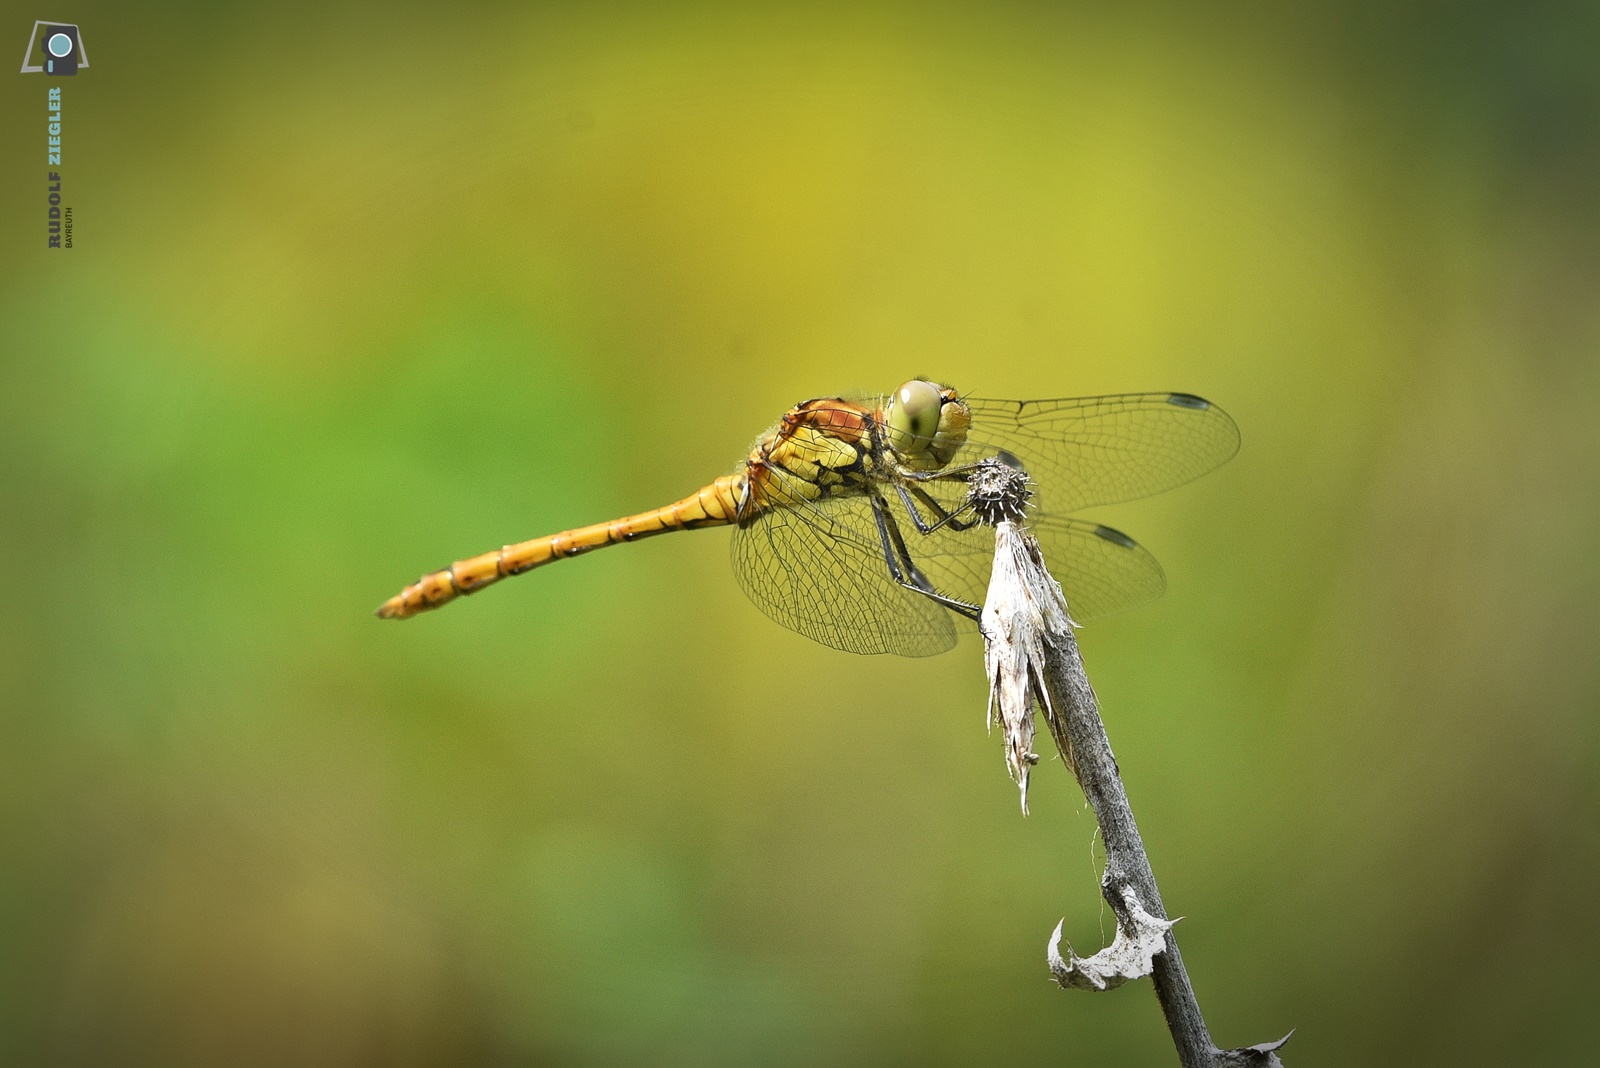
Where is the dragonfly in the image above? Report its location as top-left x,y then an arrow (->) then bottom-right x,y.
376,380 -> 1239,656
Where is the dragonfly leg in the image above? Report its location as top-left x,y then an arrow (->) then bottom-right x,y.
898,450 -> 1026,486
893,483 -> 980,535
871,494 -> 982,623
869,492 -> 928,587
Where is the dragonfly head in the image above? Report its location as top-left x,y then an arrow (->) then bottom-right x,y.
885,378 -> 971,472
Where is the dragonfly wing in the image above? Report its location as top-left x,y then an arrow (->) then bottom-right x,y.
889,478 -> 1168,622
730,473 -> 958,657
1031,515 -> 1165,620
959,393 -> 1240,514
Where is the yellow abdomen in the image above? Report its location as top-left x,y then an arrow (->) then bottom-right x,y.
375,473 -> 747,619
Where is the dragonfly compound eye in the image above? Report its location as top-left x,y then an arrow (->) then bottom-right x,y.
888,379 -> 943,455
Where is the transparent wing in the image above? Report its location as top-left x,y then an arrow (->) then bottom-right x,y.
957,393 -> 1240,515
730,470 -> 958,657
895,486 -> 1168,624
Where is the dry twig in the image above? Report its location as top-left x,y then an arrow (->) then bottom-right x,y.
968,458 -> 1292,1068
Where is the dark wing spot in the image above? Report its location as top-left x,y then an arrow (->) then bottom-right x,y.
1166,393 -> 1211,410
995,449 -> 1026,473
1092,524 -> 1138,549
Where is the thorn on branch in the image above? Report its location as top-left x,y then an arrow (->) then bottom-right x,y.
1047,884 -> 1176,991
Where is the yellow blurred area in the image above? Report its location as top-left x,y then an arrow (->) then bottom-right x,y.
2,2 -> 1597,1064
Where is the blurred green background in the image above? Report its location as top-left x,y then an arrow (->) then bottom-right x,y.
3,2 -> 1598,1064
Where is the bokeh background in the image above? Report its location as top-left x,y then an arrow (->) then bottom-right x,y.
3,2 -> 1598,1064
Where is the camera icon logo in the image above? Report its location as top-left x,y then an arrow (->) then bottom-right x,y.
20,21 -> 88,76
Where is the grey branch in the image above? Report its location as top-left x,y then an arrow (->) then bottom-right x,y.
968,458 -> 1292,1068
